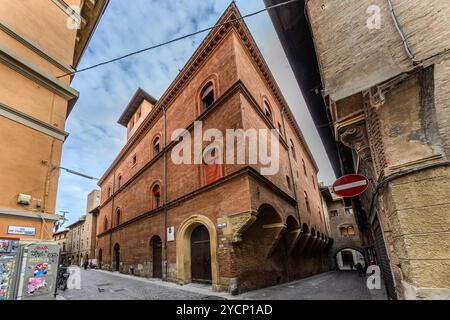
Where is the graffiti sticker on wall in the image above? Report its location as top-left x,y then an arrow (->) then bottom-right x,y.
0,238 -> 20,300
21,244 -> 59,299
27,277 -> 47,295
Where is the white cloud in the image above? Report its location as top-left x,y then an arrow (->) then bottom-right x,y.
56,0 -> 335,226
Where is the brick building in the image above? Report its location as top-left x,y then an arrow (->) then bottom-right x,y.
266,0 -> 450,299
53,229 -> 69,264
95,4 -> 331,293
66,190 -> 99,266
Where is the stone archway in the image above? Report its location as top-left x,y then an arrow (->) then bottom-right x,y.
151,236 -> 163,279
113,243 -> 120,272
334,247 -> 366,271
176,215 -> 220,291
98,249 -> 102,269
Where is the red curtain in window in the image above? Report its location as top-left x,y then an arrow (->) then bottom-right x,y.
204,164 -> 222,184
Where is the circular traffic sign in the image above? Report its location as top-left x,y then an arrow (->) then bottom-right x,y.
332,174 -> 369,198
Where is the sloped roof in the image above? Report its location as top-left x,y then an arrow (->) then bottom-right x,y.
117,88 -> 158,126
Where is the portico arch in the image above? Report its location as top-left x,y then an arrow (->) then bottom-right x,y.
334,246 -> 366,271
176,215 -> 220,291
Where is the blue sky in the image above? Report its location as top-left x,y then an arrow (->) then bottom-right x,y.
56,0 -> 335,227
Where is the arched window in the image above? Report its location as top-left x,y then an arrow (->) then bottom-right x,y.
116,209 -> 121,226
104,217 -> 108,231
107,186 -> 111,198
203,147 -> 222,185
153,137 -> 161,156
302,159 -> 307,176
304,191 -> 310,212
348,226 -> 355,236
340,225 -> 356,237
290,139 -> 297,161
152,184 -> 161,208
200,83 -> 215,111
118,175 -> 123,189
263,100 -> 272,122
286,176 -> 291,190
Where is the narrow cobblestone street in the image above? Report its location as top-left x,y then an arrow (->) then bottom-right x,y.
58,269 -> 226,300
238,271 -> 387,300
57,269 -> 387,300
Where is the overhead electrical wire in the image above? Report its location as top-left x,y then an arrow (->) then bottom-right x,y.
57,0 -> 300,79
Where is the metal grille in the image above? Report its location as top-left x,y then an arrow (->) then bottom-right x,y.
373,218 -> 397,300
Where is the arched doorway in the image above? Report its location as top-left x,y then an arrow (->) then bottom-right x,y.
176,215 -> 219,290
98,249 -> 103,269
151,236 -> 163,278
190,225 -> 212,283
113,243 -> 120,272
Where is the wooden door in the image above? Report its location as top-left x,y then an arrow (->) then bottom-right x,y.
114,244 -> 120,271
190,225 -> 212,283
152,237 -> 163,278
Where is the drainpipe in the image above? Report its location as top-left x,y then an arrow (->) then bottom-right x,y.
110,167 -> 116,269
280,107 -> 300,281
163,106 -> 169,281
280,107 -> 301,224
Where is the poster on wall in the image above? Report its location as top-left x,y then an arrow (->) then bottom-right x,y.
0,238 -> 20,300
21,243 -> 59,300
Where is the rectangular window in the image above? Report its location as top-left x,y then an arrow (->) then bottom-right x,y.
330,210 -> 338,217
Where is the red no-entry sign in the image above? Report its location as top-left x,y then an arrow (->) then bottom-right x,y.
332,174 -> 369,198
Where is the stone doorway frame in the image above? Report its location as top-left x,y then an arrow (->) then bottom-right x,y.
176,215 -> 220,291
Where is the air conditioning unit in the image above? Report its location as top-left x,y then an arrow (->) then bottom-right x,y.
17,194 -> 32,205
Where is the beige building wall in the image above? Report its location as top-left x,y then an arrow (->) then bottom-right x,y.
66,190 -> 100,264
0,0 -> 108,240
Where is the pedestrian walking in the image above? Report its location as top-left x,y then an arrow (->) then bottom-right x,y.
83,259 -> 89,270
355,263 -> 364,277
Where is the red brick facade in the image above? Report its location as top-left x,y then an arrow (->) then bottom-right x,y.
95,4 -> 331,293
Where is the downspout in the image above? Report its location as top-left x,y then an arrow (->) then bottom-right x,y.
110,167 -> 116,268
386,0 -> 418,65
280,107 -> 301,225
163,106 -> 169,281
280,106 -> 300,281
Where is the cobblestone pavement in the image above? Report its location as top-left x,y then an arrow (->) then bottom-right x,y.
57,269 -> 227,300
57,269 -> 387,300
238,271 -> 388,300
